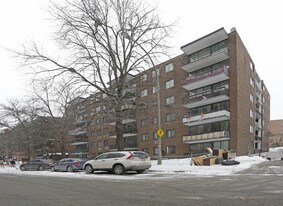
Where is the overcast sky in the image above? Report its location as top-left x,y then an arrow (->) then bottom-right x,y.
0,0 -> 282,120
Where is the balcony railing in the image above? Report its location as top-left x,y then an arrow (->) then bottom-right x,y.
69,137 -> 88,146
182,66 -> 229,85
183,131 -> 230,143
183,88 -> 229,104
69,128 -> 88,136
183,110 -> 230,126
109,129 -> 137,138
182,66 -> 229,91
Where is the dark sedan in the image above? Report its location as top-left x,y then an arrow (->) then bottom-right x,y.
20,159 -> 52,171
51,158 -> 86,172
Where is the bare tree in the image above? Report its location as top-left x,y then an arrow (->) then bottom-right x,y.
0,99 -> 42,159
16,0 -> 172,150
30,79 -> 82,158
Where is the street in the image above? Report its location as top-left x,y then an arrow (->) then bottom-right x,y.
0,160 -> 282,206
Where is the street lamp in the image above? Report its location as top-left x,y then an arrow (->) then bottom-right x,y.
121,31 -> 162,164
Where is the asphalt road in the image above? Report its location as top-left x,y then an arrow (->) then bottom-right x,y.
0,160 -> 282,206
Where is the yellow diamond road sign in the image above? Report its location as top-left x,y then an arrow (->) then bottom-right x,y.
157,129 -> 164,137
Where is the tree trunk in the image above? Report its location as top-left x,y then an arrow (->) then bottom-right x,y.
115,110 -> 124,151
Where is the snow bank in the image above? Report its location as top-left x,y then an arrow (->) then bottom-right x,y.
0,155 -> 267,178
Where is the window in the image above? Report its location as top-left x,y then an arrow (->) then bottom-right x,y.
96,118 -> 100,125
250,94 -> 254,103
96,106 -> 101,113
165,96 -> 175,105
141,89 -> 147,97
166,113 -> 175,122
166,145 -> 176,154
189,53 -> 198,63
250,110 -> 253,118
165,79 -> 174,89
153,132 -> 158,140
97,141 -> 102,147
96,129 -> 101,137
165,63 -> 173,73
153,117 -> 158,125
141,119 -> 148,127
141,74 -> 147,82
152,68 -> 160,78
250,125 -> 254,134
141,133 -> 150,142
250,78 -> 254,87
250,62 -> 254,71
166,129 -> 176,138
103,116 -> 108,123
198,48 -> 210,59
104,140 -> 108,147
91,131 -> 95,137
153,147 -> 158,155
152,86 -> 158,94
103,128 -> 108,135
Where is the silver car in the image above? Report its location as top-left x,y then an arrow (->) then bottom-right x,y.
83,151 -> 151,175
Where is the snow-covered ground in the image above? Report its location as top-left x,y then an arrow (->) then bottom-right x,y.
0,155 -> 268,179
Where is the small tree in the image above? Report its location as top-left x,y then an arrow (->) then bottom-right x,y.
16,0 -> 172,150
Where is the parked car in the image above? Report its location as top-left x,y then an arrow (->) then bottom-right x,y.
83,151 -> 151,175
51,158 -> 86,172
20,159 -> 53,171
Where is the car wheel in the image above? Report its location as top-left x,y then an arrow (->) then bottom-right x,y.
85,165 -> 93,174
51,166 -> 56,172
38,165 -> 44,171
221,160 -> 240,166
136,170 -> 145,174
67,166 -> 73,172
20,165 -> 26,171
113,164 -> 125,175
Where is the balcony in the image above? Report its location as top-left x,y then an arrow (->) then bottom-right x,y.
69,138 -> 89,146
108,114 -> 136,125
69,128 -> 88,136
183,110 -> 230,126
181,28 -> 228,55
74,119 -> 87,126
183,131 -> 229,144
109,129 -> 138,138
183,88 -> 229,109
69,148 -> 89,155
182,66 -> 229,91
182,51 -> 229,73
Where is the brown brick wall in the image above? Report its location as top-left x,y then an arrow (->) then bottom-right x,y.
136,54 -> 190,157
229,30 -> 256,155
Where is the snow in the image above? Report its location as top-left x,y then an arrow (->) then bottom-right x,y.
0,155 -> 268,179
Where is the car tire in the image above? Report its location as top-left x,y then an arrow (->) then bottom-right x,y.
20,165 -> 26,171
85,165 -> 93,174
51,166 -> 56,172
136,170 -> 145,174
38,165 -> 44,171
67,166 -> 73,172
113,164 -> 125,175
221,160 -> 240,166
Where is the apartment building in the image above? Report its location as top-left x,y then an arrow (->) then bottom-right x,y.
68,27 -> 270,158
180,27 -> 270,156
